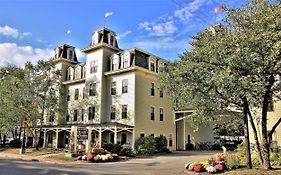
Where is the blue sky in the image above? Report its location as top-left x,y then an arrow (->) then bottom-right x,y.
0,0 -> 247,66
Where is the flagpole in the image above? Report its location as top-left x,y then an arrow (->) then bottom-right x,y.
104,12 -> 113,28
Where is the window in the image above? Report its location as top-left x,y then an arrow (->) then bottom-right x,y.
151,82 -> 155,96
110,106 -> 116,119
150,107 -> 155,120
150,59 -> 155,71
122,105 -> 128,119
82,87 -> 86,99
90,60 -> 98,73
110,35 -> 114,45
140,133 -> 145,138
75,67 -> 81,79
49,111 -> 55,122
89,83 -> 96,96
67,90 -> 70,101
112,57 -> 118,70
66,114 -> 70,122
169,134 -> 173,147
82,67 -> 86,78
160,108 -> 164,121
81,109 -> 84,122
69,50 -> 73,60
122,54 -> 129,68
67,69 -> 73,81
74,109 -> 78,121
121,133 -> 127,145
160,90 -> 164,98
122,79 -> 128,93
111,82 -> 116,95
74,89 -> 79,100
151,133 -> 155,137
88,106 -> 95,120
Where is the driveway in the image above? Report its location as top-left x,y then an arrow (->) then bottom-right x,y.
0,151 -> 218,175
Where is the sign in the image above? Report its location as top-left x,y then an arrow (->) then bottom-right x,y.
77,128 -> 88,140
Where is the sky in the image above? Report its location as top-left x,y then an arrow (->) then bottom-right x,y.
0,0 -> 248,66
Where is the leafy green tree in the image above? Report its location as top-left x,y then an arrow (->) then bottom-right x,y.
24,60 -> 61,150
159,0 -> 281,170
0,60 -> 61,151
213,115 -> 244,137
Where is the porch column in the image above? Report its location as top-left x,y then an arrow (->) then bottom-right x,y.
98,127 -> 102,148
183,116 -> 186,150
43,130 -> 46,148
86,128 -> 92,153
114,126 -> 117,144
55,129 -> 59,149
70,126 -> 77,153
131,129 -> 135,149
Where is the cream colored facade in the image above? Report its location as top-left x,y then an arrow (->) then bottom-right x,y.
249,101 -> 281,146
40,28 -> 178,152
175,110 -> 214,150
39,27 -> 213,152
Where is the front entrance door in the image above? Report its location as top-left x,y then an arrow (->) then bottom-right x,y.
121,133 -> 127,145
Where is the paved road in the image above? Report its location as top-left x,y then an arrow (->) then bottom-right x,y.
0,151 -> 217,175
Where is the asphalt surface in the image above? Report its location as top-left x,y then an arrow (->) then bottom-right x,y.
0,151 -> 217,175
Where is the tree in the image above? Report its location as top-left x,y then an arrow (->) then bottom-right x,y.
24,60 -> 61,150
159,0 -> 281,170
213,115 -> 244,138
0,60 -> 61,151
0,65 -> 34,152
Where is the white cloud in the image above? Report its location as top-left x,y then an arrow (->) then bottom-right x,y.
174,0 -> 207,23
134,37 -> 186,50
0,43 -> 53,67
66,30 -> 71,35
116,30 -> 132,40
0,25 -> 32,39
139,20 -> 177,37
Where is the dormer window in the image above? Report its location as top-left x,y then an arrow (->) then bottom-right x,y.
110,35 -> 114,46
112,56 -> 119,71
122,54 -> 129,68
75,66 -> 81,79
82,66 -> 86,78
107,33 -> 115,46
69,50 -> 73,60
67,68 -> 73,81
150,59 -> 155,72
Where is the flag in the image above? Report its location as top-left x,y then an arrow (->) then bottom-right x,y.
214,7 -> 224,13
105,12 -> 113,18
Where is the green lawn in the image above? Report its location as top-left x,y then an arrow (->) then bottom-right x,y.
0,147 -> 59,156
49,153 -> 77,161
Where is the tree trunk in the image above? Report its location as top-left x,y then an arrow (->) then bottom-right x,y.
243,97 -> 252,169
245,100 -> 264,165
260,74 -> 275,170
261,107 -> 271,170
20,128 -> 26,154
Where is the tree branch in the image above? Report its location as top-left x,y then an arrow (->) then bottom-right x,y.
268,117 -> 281,138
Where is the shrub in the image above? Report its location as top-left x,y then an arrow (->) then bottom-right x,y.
102,143 -> 122,154
270,152 -> 281,166
186,143 -> 194,150
135,136 -> 156,155
225,154 -> 241,170
155,135 -> 168,153
120,144 -> 134,157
